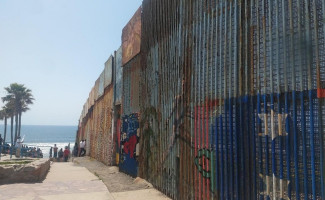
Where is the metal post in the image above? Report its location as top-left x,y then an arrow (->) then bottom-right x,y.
234,0 -> 240,199
219,1 -> 224,199
304,0 -> 316,198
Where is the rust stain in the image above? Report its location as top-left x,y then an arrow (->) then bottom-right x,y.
122,7 -> 142,66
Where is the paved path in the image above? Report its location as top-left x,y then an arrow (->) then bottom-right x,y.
73,157 -> 170,200
0,159 -> 170,200
0,162 -> 113,200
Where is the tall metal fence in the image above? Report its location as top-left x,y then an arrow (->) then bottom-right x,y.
120,55 -> 141,177
140,0 -> 325,199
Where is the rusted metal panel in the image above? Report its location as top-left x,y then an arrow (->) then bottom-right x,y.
114,46 -> 123,105
89,86 -> 95,107
120,54 -> 141,177
94,77 -> 99,101
98,71 -> 104,98
75,0 -> 325,199
122,55 -> 141,115
104,56 -> 113,88
139,0 -> 325,199
122,7 -> 142,66
84,87 -> 115,165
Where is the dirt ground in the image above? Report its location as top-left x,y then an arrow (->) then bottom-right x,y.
72,156 -> 153,193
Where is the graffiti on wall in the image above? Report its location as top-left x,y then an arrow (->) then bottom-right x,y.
120,113 -> 140,177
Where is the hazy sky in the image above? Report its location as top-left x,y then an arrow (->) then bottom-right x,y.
0,0 -> 142,126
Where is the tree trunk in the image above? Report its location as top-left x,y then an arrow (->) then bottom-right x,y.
10,116 -> 13,146
15,113 -> 18,143
3,117 -> 7,144
18,112 -> 22,137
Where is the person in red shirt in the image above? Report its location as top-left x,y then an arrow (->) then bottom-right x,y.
63,146 -> 70,162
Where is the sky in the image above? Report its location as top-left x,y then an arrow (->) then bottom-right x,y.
0,0 -> 142,126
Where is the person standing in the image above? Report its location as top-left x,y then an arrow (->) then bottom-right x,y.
58,148 -> 63,161
79,139 -> 85,157
63,146 -> 70,162
49,147 -> 53,158
53,144 -> 58,158
73,142 -> 78,157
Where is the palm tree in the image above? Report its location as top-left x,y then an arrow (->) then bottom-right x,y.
2,83 -> 34,144
0,106 -> 12,145
0,109 -> 3,145
18,102 -> 31,137
17,87 -> 34,137
2,98 -> 15,146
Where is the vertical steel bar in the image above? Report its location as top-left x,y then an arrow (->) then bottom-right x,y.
195,79 -> 198,200
262,0 -> 270,198
244,0 -> 252,198
319,97 -> 325,198
219,1 -> 224,199
280,0 -> 288,199
297,0 -> 309,198
215,115 -> 219,196
238,0 -> 244,198
277,1 -> 285,199
312,0 -> 325,198
255,0 -> 264,198
223,1 -> 229,198
197,1 -> 202,199
304,0 -> 316,198
276,0 -> 282,199
268,0 -> 277,199
201,1 -> 206,198
233,0 -> 240,198
208,0 -> 214,195
205,1 -> 211,198
288,0 -> 299,198
220,111 -> 224,200
194,1 -> 198,199
228,1 -> 234,199
224,1 -> 230,199
214,0 -> 220,196
200,1 -> 204,198
319,99 -> 325,199
319,3 -> 325,197
206,0 -> 213,199
249,1 -> 257,199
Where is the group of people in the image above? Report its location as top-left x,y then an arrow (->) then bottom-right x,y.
0,135 -> 41,158
0,134 -> 43,158
49,144 -> 70,162
20,146 -> 43,158
49,139 -> 86,162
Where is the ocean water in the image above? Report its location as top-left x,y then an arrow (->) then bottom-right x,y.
0,125 -> 77,158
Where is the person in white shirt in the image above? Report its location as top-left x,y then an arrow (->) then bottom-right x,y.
79,139 -> 86,157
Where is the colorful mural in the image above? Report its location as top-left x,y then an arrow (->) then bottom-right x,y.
119,113 -> 140,177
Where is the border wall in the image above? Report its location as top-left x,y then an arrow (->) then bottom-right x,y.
77,1 -> 325,199
139,0 -> 325,199
77,56 -> 116,166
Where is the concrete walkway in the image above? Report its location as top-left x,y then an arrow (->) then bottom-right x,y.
0,159 -> 170,200
0,162 -> 114,200
73,157 -> 170,200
